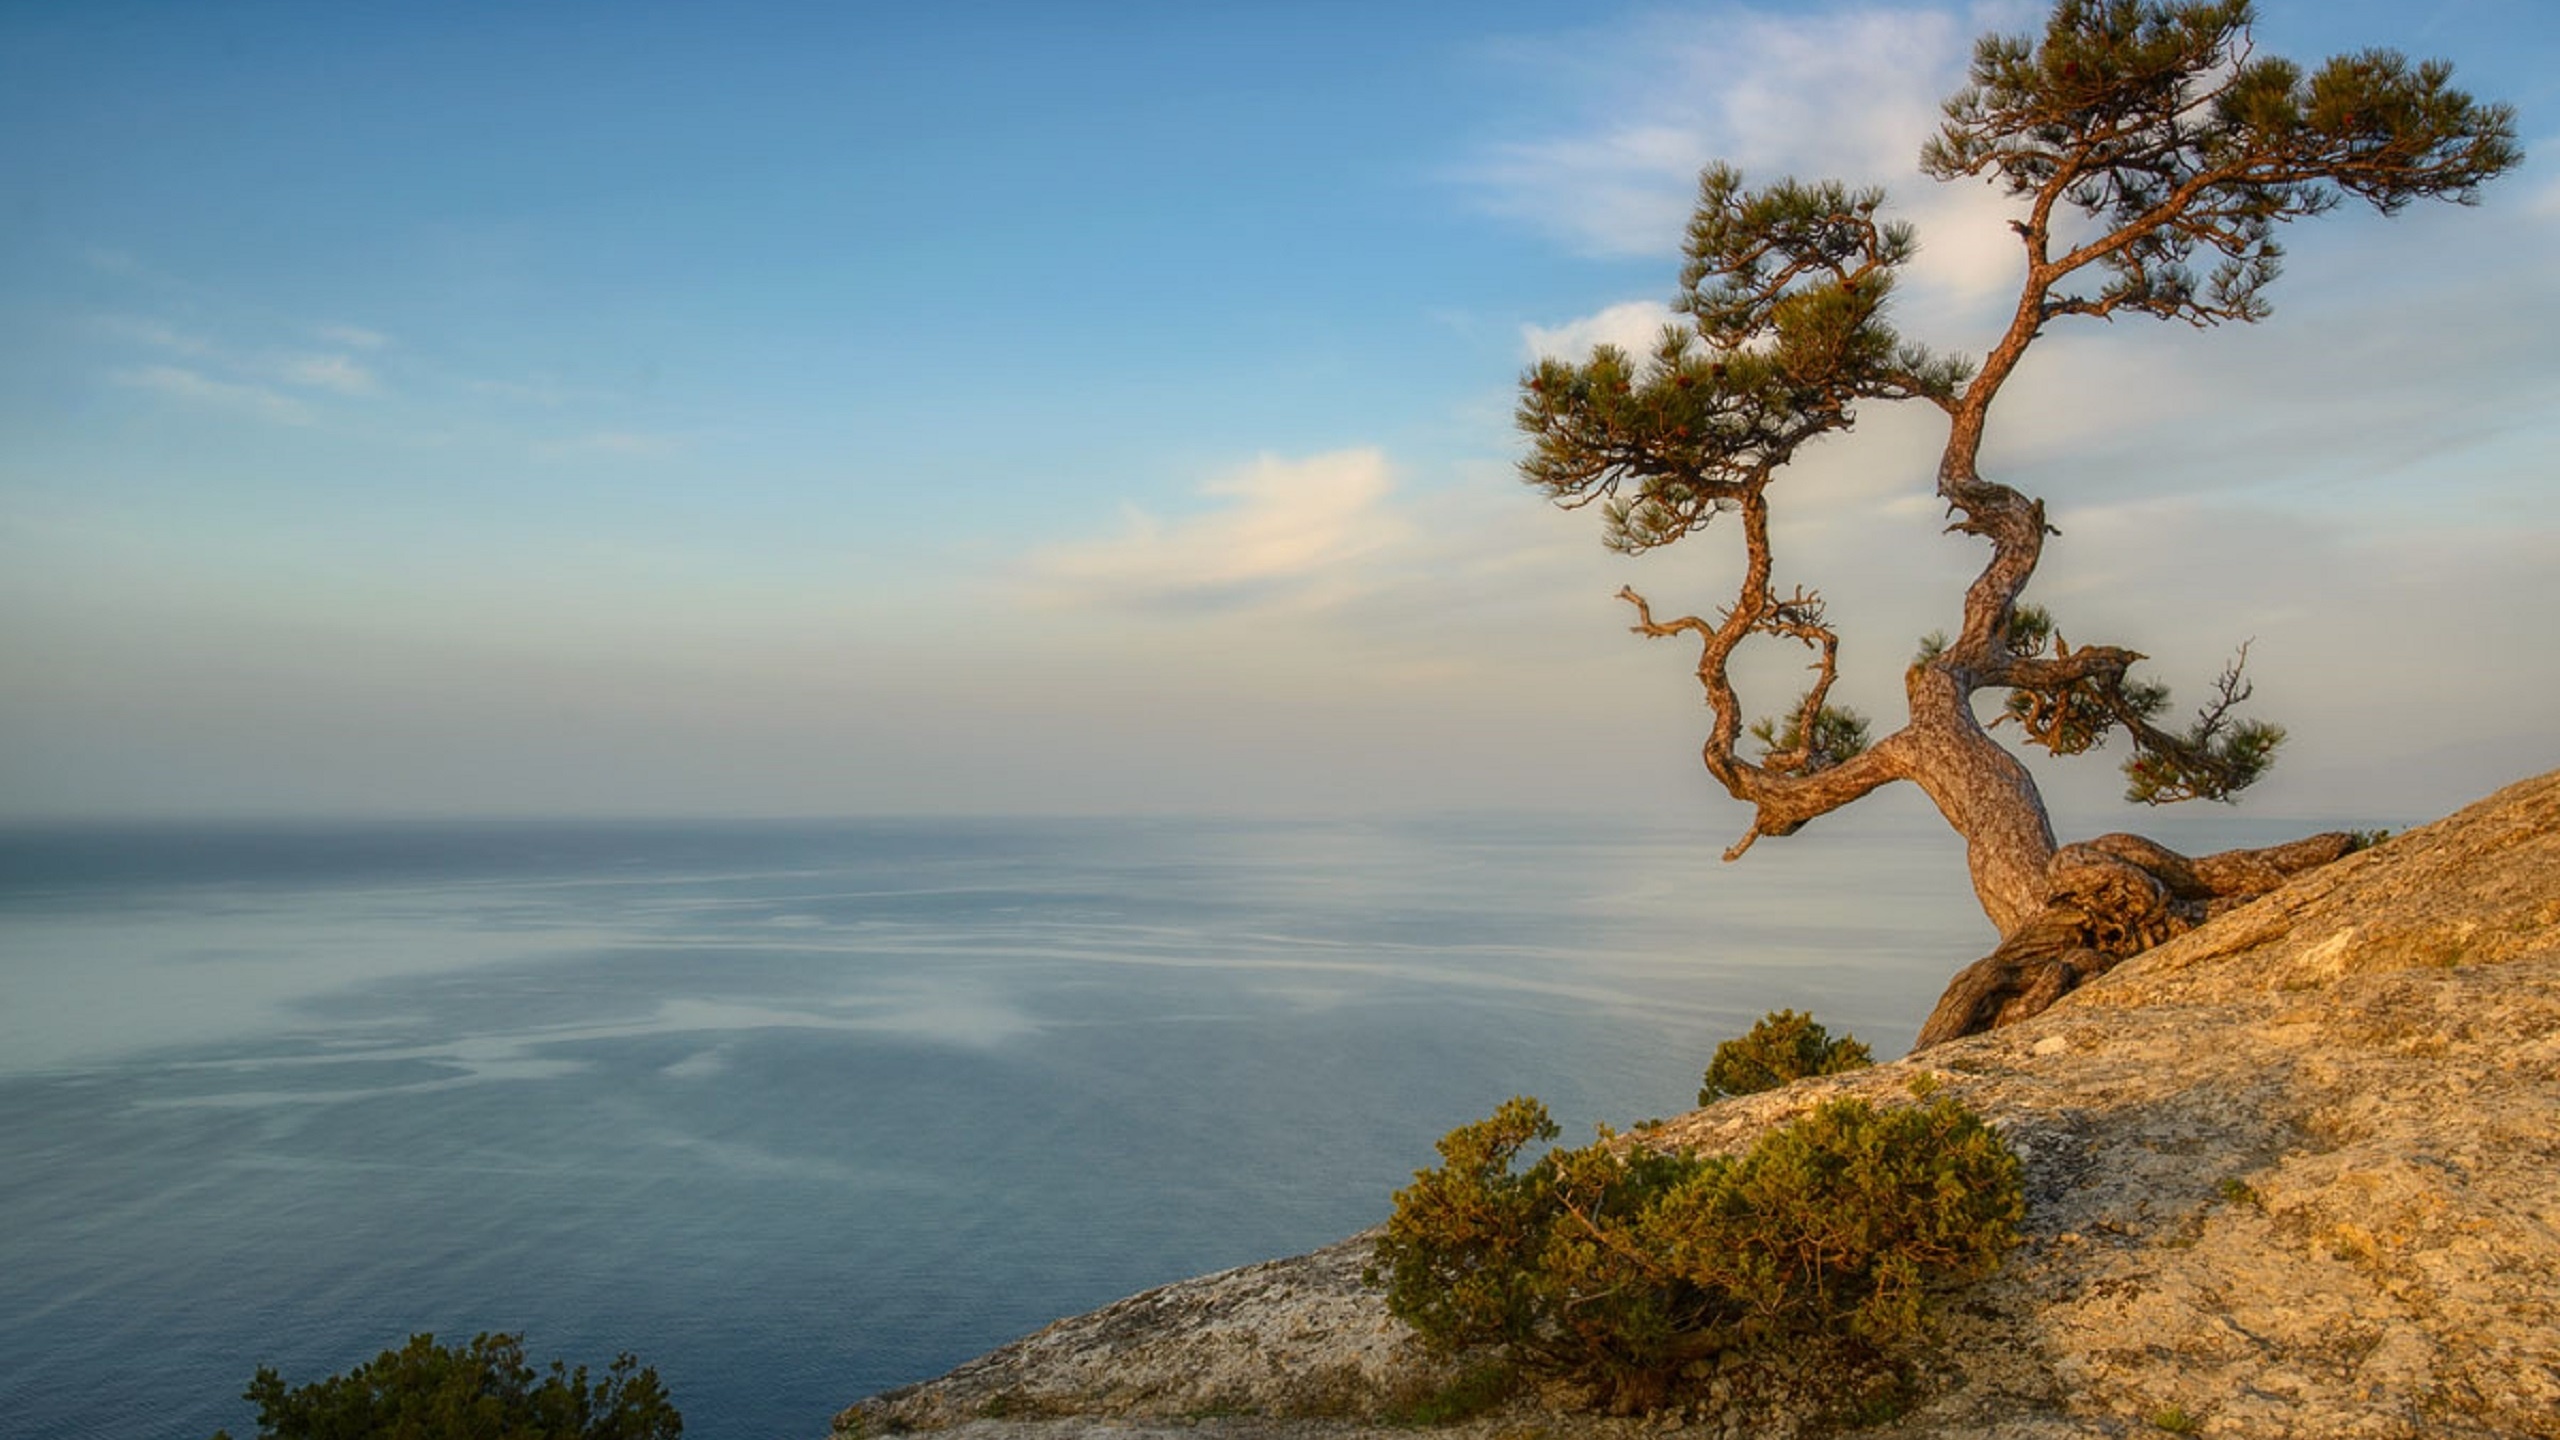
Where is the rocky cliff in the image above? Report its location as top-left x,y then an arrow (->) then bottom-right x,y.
833,771 -> 2560,1440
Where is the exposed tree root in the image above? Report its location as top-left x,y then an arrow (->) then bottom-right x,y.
1912,831 -> 2358,1049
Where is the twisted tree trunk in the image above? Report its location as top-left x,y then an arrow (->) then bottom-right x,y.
1898,657 -> 2056,936
1890,305 -> 2366,1044
1895,621 -> 2358,1049
1911,829 -> 2358,1049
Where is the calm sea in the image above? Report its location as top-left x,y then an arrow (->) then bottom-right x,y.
0,808 -> 2015,1439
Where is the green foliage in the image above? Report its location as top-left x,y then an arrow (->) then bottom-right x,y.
1988,603 -> 2157,760
1960,595 -> 2285,812
1923,0 -> 2517,326
1700,1009 -> 1876,1104
1367,1097 -> 1564,1354
209,1332 -> 681,1440
1983,599 -> 2283,804
1515,163 -> 1968,556
1372,1094 -> 2024,1413
1748,704 -> 1872,777
2117,648 -> 2285,804
1383,1359 -> 1520,1428
2002,602 -> 2056,658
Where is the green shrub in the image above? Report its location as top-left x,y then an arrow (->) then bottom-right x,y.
1383,1358 -> 1519,1427
1371,1094 -> 2023,1412
1699,1009 -> 1875,1104
210,1331 -> 681,1440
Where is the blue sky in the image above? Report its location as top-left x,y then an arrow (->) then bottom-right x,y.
5,0 -> 2557,826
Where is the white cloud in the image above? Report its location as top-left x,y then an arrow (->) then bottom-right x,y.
113,365 -> 315,426
1897,183 -> 2032,314
1025,449 -> 1412,614
316,323 -> 390,350
1468,128 -> 1713,259
470,376 -> 579,407
1522,300 -> 1679,363
536,430 -> 685,458
1699,10 -> 1966,178
1467,7 -> 1972,258
2530,171 -> 2560,220
280,352 -> 379,395
96,313 -> 384,405
93,315 -> 215,355
1473,4 -> 2035,345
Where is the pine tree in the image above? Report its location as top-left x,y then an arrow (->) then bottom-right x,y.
1517,0 -> 2517,1043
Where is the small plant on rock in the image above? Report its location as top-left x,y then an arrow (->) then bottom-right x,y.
1371,1093 -> 2023,1412
1700,1008 -> 1875,1103
2149,1402 -> 2203,1434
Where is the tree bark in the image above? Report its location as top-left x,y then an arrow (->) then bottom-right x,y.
1899,658 -> 2056,936
1911,830 -> 2360,1049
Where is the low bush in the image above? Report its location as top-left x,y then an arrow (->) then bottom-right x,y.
1699,1008 -> 1874,1104
1382,1358 -> 1520,1427
1371,1093 -> 2022,1412
210,1331 -> 681,1440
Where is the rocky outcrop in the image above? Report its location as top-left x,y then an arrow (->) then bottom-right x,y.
833,771 -> 2560,1440
828,1238 -> 1449,1432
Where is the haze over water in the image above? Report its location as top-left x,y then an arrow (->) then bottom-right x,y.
1,808 -> 2021,1439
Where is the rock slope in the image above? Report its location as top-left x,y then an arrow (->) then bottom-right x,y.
833,771 -> 2560,1440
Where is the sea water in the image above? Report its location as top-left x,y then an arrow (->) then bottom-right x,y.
0,808 -> 2011,1439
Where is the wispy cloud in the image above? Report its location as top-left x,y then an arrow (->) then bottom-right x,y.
1466,7 -> 1972,258
279,352 -> 379,395
80,275 -> 666,449
1025,449 -> 1412,615
315,323 -> 390,350
535,430 -> 686,458
1467,125 -> 1715,260
1469,5 -> 2032,319
1522,300 -> 1678,363
2528,161 -> 2560,220
92,315 -> 215,355
113,365 -> 316,426
94,309 -> 384,409
469,376 -> 589,407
